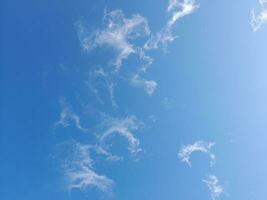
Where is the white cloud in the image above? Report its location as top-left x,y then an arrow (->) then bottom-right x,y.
203,175 -> 223,200
137,47 -> 154,72
78,10 -> 150,71
107,81 -> 117,108
87,68 -> 118,108
251,0 -> 267,31
168,0 -> 180,12
100,115 -> 143,155
54,97 -> 88,133
94,145 -> 123,162
145,0 -> 198,50
87,72 -> 104,105
79,9 -> 155,98
130,74 -> 157,95
178,141 -> 216,167
167,0 -> 198,29
144,30 -> 177,50
78,4 -> 198,98
61,141 -> 114,194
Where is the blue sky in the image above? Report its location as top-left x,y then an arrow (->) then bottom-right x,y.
1,0 -> 267,200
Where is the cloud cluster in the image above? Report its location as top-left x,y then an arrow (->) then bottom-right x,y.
55,99 -> 143,157
80,1 -> 199,96
178,141 -> 224,200
203,175 -> 223,200
55,1 -> 202,196
251,0 -> 267,31
178,141 -> 216,167
54,99 -> 143,193
54,99 -> 145,192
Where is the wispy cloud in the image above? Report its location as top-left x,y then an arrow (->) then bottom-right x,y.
162,97 -> 173,110
87,69 -> 106,105
78,10 -> 157,98
107,81 -> 117,108
78,10 -> 150,71
100,115 -> 143,156
145,0 -> 198,50
203,175 -> 223,200
144,30 -> 176,50
54,97 -> 88,133
178,141 -> 216,167
94,145 -> 123,162
90,68 -> 118,108
54,98 -> 142,159
251,0 -> 267,31
59,141 -> 114,194
137,47 -> 154,73
167,0 -> 198,29
78,2 -> 199,100
130,74 -> 157,96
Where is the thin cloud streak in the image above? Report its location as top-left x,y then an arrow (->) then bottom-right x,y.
94,145 -> 123,162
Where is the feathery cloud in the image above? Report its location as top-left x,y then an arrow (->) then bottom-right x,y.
178,141 -> 216,167
167,0 -> 198,29
60,141 -> 114,194
87,68 -> 118,107
137,47 -> 154,72
92,68 -> 117,108
78,10 -> 150,71
130,74 -> 157,96
145,0 -> 198,50
251,0 -> 267,31
54,97 -> 88,133
100,115 -> 143,156
94,145 -> 123,162
107,82 -> 117,108
203,175 -> 223,200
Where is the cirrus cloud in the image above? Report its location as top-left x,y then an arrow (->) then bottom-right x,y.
99,115 -> 143,156
77,10 -> 150,71
202,175 -> 223,200
145,0 -> 198,50
251,0 -> 267,31
178,141 -> 216,167
57,141 -> 114,194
